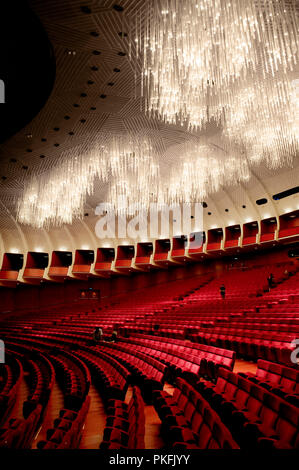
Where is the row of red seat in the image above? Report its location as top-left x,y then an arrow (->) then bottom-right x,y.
22,352 -> 55,419
119,324 -> 186,339
190,328 -> 294,365
0,343 -> 56,449
48,352 -> 89,412
153,377 -> 239,449
2,338 -> 92,450
96,343 -> 165,402
0,353 -> 23,426
212,321 -> 299,334
0,404 -> 42,448
239,359 -> 299,406
74,349 -> 129,404
120,334 -> 235,381
100,386 -> 145,449
6,331 -> 130,405
196,367 -> 299,448
4,326 -> 234,389
1,329 -> 131,405
37,396 -> 90,449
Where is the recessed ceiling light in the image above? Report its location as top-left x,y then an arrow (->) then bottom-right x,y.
80,6 -> 92,14
208,212 -> 212,215
256,198 -> 268,205
113,4 -> 124,12
242,205 -> 246,208
225,208 -> 229,212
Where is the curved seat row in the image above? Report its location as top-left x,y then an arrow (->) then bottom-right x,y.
239,359 -> 299,406
153,377 -> 239,449
196,367 -> 299,448
100,386 -> 145,449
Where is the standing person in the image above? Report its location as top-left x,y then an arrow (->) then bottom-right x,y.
267,273 -> 274,289
284,269 -> 289,278
220,284 -> 226,300
92,326 -> 103,344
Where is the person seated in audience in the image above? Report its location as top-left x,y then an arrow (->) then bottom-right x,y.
110,329 -> 118,342
220,284 -> 226,299
92,326 -> 103,344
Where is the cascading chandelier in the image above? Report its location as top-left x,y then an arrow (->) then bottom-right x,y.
135,0 -> 299,165
17,132 -> 253,229
17,134 -> 160,229
166,138 -> 251,204
136,0 -> 298,126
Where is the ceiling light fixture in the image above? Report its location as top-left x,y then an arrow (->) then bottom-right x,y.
134,0 -> 298,168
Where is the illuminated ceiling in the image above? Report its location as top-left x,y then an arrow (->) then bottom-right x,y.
0,0 -> 298,250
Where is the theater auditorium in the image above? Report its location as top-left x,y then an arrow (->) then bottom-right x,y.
0,0 -> 298,453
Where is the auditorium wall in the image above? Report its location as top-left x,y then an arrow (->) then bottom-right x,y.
0,245 -> 296,315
